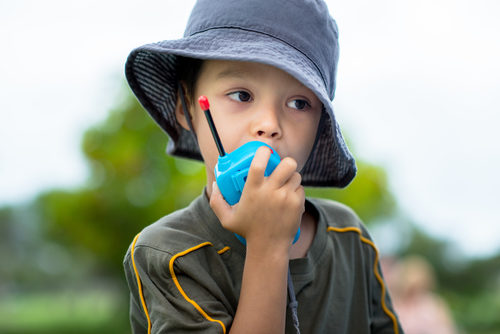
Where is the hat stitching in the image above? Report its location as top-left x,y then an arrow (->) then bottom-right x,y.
188,26 -> 328,90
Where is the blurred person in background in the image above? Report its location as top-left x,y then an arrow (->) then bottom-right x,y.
383,255 -> 458,334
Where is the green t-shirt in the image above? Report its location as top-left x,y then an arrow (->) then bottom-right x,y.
124,191 -> 403,333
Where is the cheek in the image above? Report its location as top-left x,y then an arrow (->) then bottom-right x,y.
194,122 -> 219,167
220,128 -> 247,153
208,114 -> 247,153
193,109 -> 240,172
296,142 -> 314,171
294,118 -> 320,170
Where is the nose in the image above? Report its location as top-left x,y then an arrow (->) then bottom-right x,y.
250,105 -> 282,139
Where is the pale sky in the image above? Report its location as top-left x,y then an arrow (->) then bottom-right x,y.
1,0 -> 499,257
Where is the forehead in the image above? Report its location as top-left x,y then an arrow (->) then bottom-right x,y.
199,60 -> 306,88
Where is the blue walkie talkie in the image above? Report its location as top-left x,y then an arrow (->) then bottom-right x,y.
198,96 -> 300,245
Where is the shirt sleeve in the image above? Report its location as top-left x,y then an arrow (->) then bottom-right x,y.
362,231 -> 404,334
123,240 -> 234,334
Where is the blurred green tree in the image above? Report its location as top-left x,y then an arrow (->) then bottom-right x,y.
306,160 -> 394,224
36,87 -> 395,278
37,92 -> 205,276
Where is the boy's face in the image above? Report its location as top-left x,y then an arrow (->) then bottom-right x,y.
177,60 -> 322,188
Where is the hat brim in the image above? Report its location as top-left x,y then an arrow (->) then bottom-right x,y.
125,28 -> 356,187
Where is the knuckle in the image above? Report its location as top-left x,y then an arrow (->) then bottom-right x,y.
282,157 -> 298,171
257,146 -> 271,155
293,171 -> 302,183
298,186 -> 305,198
275,188 -> 287,202
250,161 -> 266,175
251,150 -> 270,172
293,187 -> 305,202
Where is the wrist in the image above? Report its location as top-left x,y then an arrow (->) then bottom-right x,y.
245,239 -> 291,263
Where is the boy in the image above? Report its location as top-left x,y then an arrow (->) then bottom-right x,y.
123,0 -> 403,333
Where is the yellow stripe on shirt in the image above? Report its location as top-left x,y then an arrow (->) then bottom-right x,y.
327,227 -> 399,334
132,234 -> 229,334
169,242 -> 228,334
131,233 -> 152,334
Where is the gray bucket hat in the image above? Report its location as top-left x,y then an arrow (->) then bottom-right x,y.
125,0 -> 356,187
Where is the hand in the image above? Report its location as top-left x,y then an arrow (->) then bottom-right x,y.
210,146 -> 305,253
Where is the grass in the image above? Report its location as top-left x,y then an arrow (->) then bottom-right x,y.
0,289 -> 130,334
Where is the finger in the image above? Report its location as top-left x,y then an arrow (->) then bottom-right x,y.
269,157 -> 298,188
209,181 -> 233,222
295,183 -> 305,200
297,189 -> 306,215
294,185 -> 306,213
285,171 -> 302,191
246,146 -> 272,186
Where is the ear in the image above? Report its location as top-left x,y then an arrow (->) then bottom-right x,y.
175,83 -> 193,131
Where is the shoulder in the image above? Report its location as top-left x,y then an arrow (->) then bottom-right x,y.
123,196 -> 226,272
122,199 -> 237,334
123,192 -> 239,277
147,207 -> 205,247
134,205 -> 207,254
307,196 -> 363,229
306,196 -> 373,243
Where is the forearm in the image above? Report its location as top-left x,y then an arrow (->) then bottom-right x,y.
229,244 -> 290,334
210,150 -> 303,333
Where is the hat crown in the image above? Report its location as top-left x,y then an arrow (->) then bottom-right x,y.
185,0 -> 339,99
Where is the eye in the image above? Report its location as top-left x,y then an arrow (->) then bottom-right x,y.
227,91 -> 252,102
287,99 -> 311,110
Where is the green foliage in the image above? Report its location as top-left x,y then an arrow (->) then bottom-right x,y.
37,94 -> 206,275
443,256 -> 500,333
306,161 -> 395,224
0,290 -> 129,334
0,204 -> 65,291
398,226 -> 454,281
399,226 -> 500,296
445,288 -> 500,334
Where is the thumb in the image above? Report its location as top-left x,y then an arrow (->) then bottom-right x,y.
209,182 -> 232,222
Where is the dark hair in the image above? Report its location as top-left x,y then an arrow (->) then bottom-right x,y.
176,56 -> 205,104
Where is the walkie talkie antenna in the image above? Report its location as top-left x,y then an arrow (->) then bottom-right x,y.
198,96 -> 226,157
